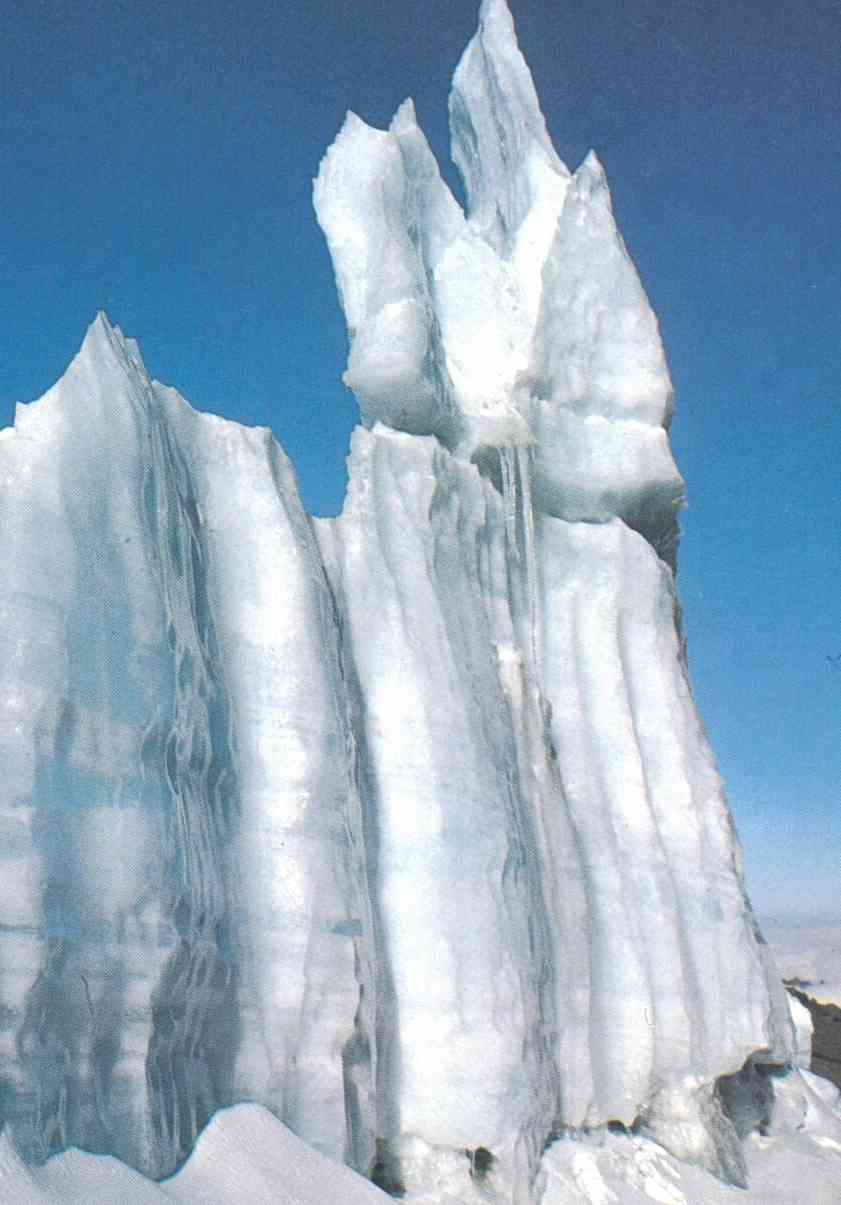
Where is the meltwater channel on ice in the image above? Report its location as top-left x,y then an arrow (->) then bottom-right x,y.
0,1 -> 839,1202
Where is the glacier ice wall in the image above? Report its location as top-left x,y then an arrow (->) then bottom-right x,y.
0,318 -> 370,1176
0,0 -> 794,1201
314,0 -> 795,1192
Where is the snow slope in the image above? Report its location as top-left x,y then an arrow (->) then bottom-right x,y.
0,1104 -> 389,1204
2,1074 -> 840,1205
541,1071 -> 841,1205
0,1 -> 837,1203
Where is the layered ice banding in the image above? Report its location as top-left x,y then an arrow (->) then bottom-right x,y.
0,0 -> 833,1202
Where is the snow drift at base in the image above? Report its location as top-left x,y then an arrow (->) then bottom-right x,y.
0,0 -> 838,1202
3,1072 -> 841,1205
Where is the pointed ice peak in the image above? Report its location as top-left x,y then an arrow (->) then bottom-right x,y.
523,138 -> 681,553
449,0 -> 568,256
90,308 -> 114,337
573,149 -> 609,194
314,103 -> 464,441
12,311 -> 158,444
76,309 -> 117,363
316,0 -> 671,476
388,98 -> 465,257
529,139 -> 674,432
75,310 -> 151,385
390,96 -> 418,136
314,111 -> 399,336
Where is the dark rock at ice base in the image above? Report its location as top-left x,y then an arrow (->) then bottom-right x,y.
787,985 -> 841,1092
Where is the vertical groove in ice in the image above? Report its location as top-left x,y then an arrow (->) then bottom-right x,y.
0,318 -> 374,1179
313,517 -> 389,1172
169,411 -> 369,1169
316,428 -> 564,1197
138,397 -> 239,1176
517,444 -> 540,673
498,445 -> 540,673
0,316 -> 242,1174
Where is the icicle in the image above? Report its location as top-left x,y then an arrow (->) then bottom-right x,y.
515,443 -> 540,674
497,442 -> 541,675
499,445 -> 519,562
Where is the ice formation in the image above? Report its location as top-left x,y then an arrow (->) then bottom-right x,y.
0,1 -> 835,1202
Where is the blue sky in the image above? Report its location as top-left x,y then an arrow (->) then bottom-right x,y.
1,0 -> 838,922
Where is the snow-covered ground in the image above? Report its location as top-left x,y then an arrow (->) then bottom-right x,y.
542,1084 -> 841,1205
0,1104 -> 390,1204
764,922 -> 841,1008
4,1073 -> 841,1205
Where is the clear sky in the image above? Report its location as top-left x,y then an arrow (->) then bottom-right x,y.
1,0 -> 838,923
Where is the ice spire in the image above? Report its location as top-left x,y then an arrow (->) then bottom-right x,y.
449,0 -> 569,260
315,0 -> 794,1194
315,0 -> 682,550
526,149 -> 685,562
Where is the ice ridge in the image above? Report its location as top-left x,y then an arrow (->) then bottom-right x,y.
0,2 -> 806,1204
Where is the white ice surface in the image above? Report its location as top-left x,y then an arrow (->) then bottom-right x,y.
314,0 -> 682,565
536,515 -> 792,1129
316,426 -> 556,1188
0,315 -> 370,1176
312,0 -> 799,1186
314,0 -> 574,456
540,1099 -> 841,1205
4,1078 -> 839,1205
788,993 -> 815,1069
